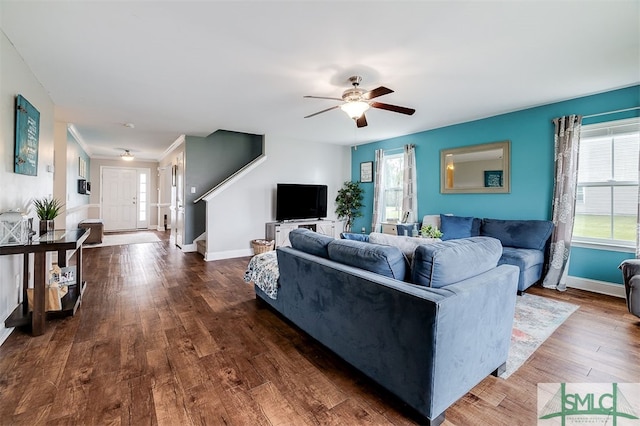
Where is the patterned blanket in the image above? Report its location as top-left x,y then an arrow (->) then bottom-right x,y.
244,251 -> 279,299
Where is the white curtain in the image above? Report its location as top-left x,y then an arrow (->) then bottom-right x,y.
636,141 -> 640,259
402,144 -> 418,223
371,149 -> 385,233
542,115 -> 582,291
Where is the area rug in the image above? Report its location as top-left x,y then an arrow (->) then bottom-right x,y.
501,293 -> 579,378
83,231 -> 161,248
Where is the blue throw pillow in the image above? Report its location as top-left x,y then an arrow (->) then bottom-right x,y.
440,214 -> 475,241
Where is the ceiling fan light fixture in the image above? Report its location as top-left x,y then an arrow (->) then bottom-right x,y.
121,149 -> 135,161
341,101 -> 370,119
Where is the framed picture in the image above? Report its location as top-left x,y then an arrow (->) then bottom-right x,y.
360,161 -> 373,183
78,157 -> 86,178
14,95 -> 40,176
484,170 -> 503,188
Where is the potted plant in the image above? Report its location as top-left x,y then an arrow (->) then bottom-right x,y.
420,224 -> 443,239
335,181 -> 364,233
33,197 -> 64,235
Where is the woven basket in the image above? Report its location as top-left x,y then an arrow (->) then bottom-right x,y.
251,239 -> 274,254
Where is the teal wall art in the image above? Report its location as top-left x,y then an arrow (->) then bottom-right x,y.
14,94 -> 40,176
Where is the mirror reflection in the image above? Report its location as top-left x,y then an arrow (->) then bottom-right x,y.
440,140 -> 510,193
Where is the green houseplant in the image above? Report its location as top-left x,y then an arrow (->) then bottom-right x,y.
421,224 -> 443,239
33,197 -> 64,234
335,181 -> 364,233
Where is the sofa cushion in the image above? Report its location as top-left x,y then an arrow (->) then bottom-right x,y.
289,228 -> 334,259
481,218 -> 554,250
327,239 -> 407,280
412,237 -> 503,288
499,246 -> 545,271
369,232 -> 440,263
440,214 -> 475,240
340,232 -> 370,242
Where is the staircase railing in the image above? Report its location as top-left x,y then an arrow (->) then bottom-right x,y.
193,152 -> 267,204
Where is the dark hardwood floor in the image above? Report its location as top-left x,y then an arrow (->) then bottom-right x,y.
0,234 -> 638,425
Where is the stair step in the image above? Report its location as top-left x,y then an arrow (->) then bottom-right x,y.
196,239 -> 206,256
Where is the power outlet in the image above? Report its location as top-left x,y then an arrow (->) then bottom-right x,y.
15,274 -> 21,289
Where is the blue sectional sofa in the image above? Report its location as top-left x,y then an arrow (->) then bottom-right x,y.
436,215 -> 554,293
253,228 -> 519,425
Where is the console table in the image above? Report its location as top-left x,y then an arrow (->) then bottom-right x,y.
0,228 -> 90,336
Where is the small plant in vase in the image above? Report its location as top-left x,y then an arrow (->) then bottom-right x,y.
33,197 -> 64,235
335,181 -> 364,233
420,224 -> 443,239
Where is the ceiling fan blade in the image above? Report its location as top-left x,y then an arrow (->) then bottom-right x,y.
303,95 -> 343,101
304,105 -> 340,118
356,114 -> 368,128
362,86 -> 393,100
371,102 -> 416,115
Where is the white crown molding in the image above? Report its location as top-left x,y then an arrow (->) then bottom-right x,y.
67,124 -> 93,156
159,135 -> 185,163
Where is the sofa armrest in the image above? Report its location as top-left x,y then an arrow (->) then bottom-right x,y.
619,259 -> 640,316
428,264 -> 519,415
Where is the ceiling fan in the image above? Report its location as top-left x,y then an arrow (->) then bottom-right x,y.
304,76 -> 416,128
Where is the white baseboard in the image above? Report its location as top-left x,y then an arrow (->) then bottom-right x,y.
566,275 -> 625,298
0,326 -> 13,347
205,248 -> 253,261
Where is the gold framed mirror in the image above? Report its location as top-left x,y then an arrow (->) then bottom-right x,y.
440,140 -> 510,194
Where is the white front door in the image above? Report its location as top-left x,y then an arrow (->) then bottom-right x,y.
102,167 -> 138,231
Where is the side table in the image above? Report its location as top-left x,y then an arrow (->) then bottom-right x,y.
0,228 -> 90,336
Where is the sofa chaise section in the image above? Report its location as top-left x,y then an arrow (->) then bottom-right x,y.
254,229 -> 519,425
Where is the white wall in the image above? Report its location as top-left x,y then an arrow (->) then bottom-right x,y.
205,135 -> 350,259
0,29 -> 55,344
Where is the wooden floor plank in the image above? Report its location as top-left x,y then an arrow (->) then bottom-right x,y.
0,231 -> 637,425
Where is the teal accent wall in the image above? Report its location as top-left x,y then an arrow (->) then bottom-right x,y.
184,129 -> 263,244
67,129 -> 90,208
351,85 -> 639,285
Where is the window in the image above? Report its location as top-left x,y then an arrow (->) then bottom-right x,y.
139,172 -> 147,222
381,153 -> 404,222
573,118 -> 640,247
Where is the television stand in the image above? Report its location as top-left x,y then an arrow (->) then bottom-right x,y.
265,219 -> 341,248
297,223 -> 316,232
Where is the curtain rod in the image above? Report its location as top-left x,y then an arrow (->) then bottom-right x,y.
384,144 -> 415,154
583,106 -> 640,119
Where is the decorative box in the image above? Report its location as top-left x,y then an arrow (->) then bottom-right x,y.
0,210 -> 29,245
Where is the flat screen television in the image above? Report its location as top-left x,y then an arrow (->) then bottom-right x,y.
276,183 -> 328,221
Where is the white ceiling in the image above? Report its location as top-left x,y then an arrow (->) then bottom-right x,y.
1,1 -> 638,162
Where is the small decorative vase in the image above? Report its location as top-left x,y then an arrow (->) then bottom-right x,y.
39,219 -> 55,235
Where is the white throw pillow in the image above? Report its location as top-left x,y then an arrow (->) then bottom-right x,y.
369,232 -> 440,264
421,215 -> 441,229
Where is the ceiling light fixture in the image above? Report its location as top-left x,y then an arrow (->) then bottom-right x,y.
121,150 -> 135,161
124,122 -> 135,129
340,101 -> 370,119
